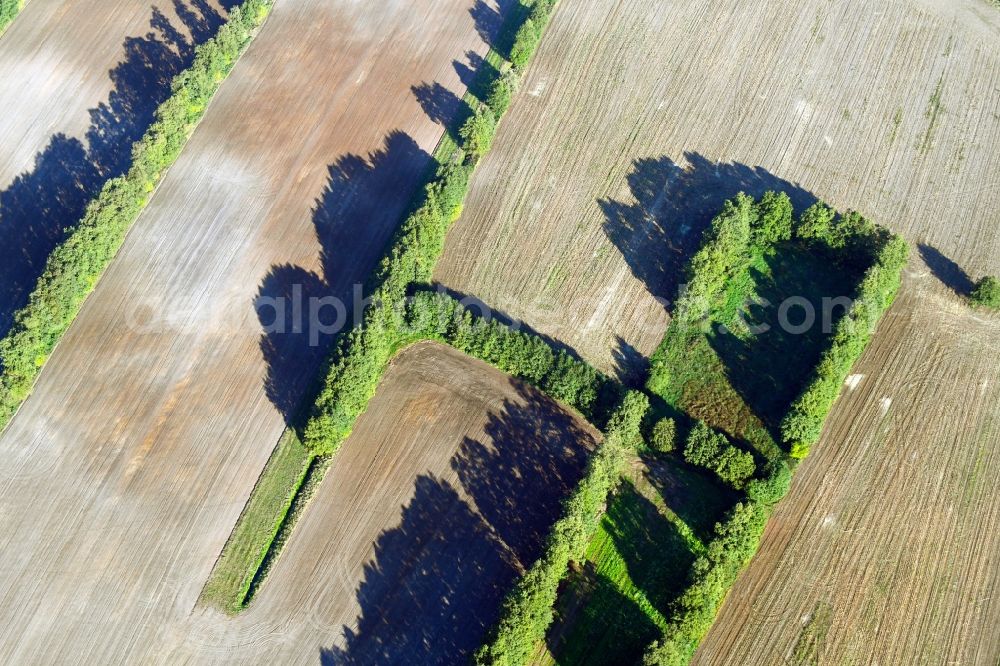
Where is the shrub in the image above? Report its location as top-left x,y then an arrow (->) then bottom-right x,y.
970,275 -> 1000,310
0,0 -> 24,35
683,421 -> 756,488
795,201 -> 836,244
460,106 -> 498,161
650,417 -> 677,453
683,421 -> 724,467
485,69 -> 519,120
714,447 -> 756,488
752,191 -> 793,248
509,18 -> 540,70
746,461 -> 792,505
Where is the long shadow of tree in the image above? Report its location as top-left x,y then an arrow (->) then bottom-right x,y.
256,131 -> 430,424
549,480 -> 691,665
319,474 -> 515,666
600,152 -> 819,310
321,383 -> 597,664
260,0 -> 523,426
451,381 -> 596,564
918,243 -> 973,297
0,0 -> 238,338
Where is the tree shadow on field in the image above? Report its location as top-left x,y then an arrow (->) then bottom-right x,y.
708,241 -> 859,435
469,0 -> 521,60
600,152 -> 819,310
320,384 -> 597,665
256,131 -> 430,425
549,480 -> 693,665
319,474 -> 514,666
258,0 -> 520,426
0,0 -> 238,340
918,243 -> 973,297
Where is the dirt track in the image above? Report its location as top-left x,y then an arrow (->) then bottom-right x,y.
0,0 -> 235,334
0,0 -> 509,661
184,342 -> 599,662
435,0 -> 1000,660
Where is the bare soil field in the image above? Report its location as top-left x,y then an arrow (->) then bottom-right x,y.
435,0 -> 1000,660
183,341 -> 600,662
694,273 -> 1000,666
0,0 -> 512,661
0,0 -> 237,335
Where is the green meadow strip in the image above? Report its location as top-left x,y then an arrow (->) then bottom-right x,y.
0,0 -> 275,430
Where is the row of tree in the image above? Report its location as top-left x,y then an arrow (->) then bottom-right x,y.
403,291 -> 619,423
780,233 -> 909,457
636,192 -> 905,663
0,0 -> 274,430
475,390 -> 649,665
299,0 -> 562,456
641,500 -> 769,665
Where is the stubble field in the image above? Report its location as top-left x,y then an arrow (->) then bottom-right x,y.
0,0 -> 511,660
436,0 -> 1000,661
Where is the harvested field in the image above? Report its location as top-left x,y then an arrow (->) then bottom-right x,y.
435,0 -> 1000,660
694,272 -> 1000,665
434,0 -> 1000,381
0,0 -> 511,660
184,341 -> 600,662
0,0 -> 238,336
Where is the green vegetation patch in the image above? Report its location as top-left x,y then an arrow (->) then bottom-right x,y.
546,459 -> 734,666
200,431 -> 312,614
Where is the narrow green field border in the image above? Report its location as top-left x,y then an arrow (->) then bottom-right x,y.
0,0 -> 275,430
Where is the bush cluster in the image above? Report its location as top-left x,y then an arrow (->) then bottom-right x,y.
780,233 -> 909,457
970,275 -> 1000,310
642,501 -> 769,666
475,390 -> 649,666
683,421 -> 755,489
0,0 -> 274,430
746,460 -> 793,504
508,0 -> 558,70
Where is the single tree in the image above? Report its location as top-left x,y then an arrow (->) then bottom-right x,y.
650,418 -> 677,453
970,275 -> 1000,310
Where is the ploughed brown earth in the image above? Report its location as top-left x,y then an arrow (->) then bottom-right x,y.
433,0 -> 1000,661
185,342 -> 599,663
0,0 -> 518,660
0,0 -> 238,335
